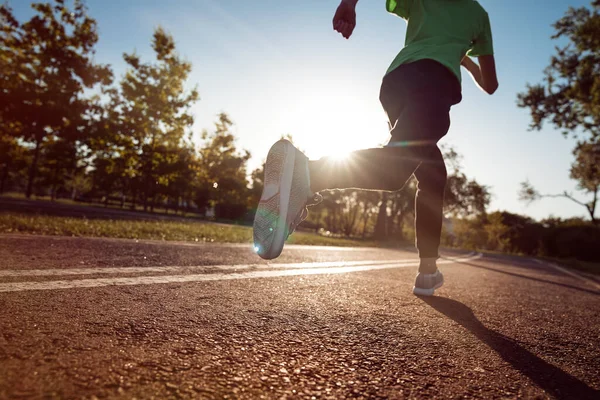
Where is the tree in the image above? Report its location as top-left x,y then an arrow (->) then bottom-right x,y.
519,141 -> 599,224
37,134 -> 80,200
87,89 -> 136,206
517,1 -> 600,140
489,211 -> 544,255
356,191 -> 381,238
517,1 -> 600,223
162,141 -> 197,214
339,190 -> 361,237
443,146 -> 491,217
112,27 -> 199,211
249,162 -> 265,214
373,192 -> 390,240
197,113 -> 251,219
0,1 -> 112,198
385,182 -> 416,240
0,135 -> 28,194
369,145 -> 490,242
570,141 -> 599,221
448,216 -> 488,251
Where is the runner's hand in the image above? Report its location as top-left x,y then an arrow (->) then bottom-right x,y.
333,0 -> 356,39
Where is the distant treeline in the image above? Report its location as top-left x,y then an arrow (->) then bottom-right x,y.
0,1 -> 490,229
1,1 -> 599,262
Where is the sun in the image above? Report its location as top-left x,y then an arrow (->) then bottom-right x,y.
274,82 -> 390,161
328,148 -> 351,161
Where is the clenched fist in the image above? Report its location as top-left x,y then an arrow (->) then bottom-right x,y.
333,0 -> 357,39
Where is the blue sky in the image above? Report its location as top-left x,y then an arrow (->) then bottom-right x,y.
11,0 -> 595,221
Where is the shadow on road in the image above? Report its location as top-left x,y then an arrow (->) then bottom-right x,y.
443,257 -> 599,296
444,253 -> 565,276
420,296 -> 600,400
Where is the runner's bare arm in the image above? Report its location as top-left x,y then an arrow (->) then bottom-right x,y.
461,55 -> 499,94
333,0 -> 358,39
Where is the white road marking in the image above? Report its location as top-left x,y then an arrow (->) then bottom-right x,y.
0,259 -> 422,277
534,259 -> 600,290
0,234 -> 372,251
0,253 -> 481,293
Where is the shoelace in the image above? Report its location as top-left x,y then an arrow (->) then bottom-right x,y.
286,193 -> 323,239
307,193 -> 323,206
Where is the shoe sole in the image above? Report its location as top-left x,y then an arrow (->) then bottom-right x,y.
412,281 -> 444,296
253,140 -> 296,260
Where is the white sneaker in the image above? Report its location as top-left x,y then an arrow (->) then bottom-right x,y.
412,270 -> 444,296
253,140 -> 321,260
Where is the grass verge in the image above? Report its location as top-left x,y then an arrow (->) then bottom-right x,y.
0,212 -> 374,248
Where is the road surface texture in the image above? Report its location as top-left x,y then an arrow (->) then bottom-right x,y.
1,234 -> 599,399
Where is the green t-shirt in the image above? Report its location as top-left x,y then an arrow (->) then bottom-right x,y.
385,0 -> 494,83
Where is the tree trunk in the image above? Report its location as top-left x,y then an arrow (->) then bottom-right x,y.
374,193 -> 388,240
0,161 -> 11,194
590,187 -> 598,225
50,164 -> 58,201
129,183 -> 135,210
26,138 -> 42,199
361,203 -> 370,239
395,211 -> 405,240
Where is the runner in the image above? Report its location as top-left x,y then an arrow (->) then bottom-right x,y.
253,0 -> 498,296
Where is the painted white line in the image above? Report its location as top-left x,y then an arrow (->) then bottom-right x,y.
0,254 -> 481,293
0,259 -> 422,277
535,259 -> 600,290
0,234 -> 374,252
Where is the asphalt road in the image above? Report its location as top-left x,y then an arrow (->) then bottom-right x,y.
0,235 -> 599,399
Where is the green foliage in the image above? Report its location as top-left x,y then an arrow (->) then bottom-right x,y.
83,26 -> 201,215
3,0 -> 597,263
442,145 -> 491,218
304,146 -> 491,242
249,162 -> 266,210
0,136 -> 29,194
571,141 -> 600,193
197,113 -> 251,219
117,27 -> 199,211
444,216 -> 488,251
519,141 -> 599,223
443,211 -> 600,262
541,224 -> 600,261
517,1 -> 600,224
517,0 -> 600,139
0,1 -> 112,198
483,212 -> 511,252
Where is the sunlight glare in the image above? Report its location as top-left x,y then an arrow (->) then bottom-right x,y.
273,79 -> 389,161
329,149 -> 351,161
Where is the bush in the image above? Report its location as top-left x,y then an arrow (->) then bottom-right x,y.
541,225 -> 600,262
445,212 -> 600,262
